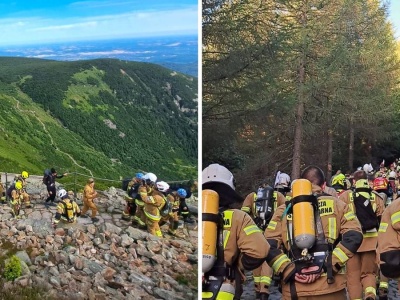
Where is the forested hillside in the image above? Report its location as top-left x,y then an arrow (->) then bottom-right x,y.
203,0 -> 400,192
0,57 -> 197,182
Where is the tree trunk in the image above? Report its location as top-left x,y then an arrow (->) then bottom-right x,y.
291,59 -> 305,180
327,129 -> 333,183
348,123 -> 354,171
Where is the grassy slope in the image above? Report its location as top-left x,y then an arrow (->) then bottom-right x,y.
0,57 -> 197,183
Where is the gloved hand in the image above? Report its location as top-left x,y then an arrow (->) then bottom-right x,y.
295,266 -> 322,283
282,263 -> 296,284
19,194 -> 24,200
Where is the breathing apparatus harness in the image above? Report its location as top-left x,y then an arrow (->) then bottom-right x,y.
282,192 -> 336,298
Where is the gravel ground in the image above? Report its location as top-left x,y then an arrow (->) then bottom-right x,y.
241,271 -> 400,299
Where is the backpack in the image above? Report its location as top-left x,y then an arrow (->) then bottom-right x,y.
255,185 -> 275,229
43,169 -> 52,185
121,177 -> 131,191
6,183 -> 15,198
61,200 -> 75,222
351,191 -> 378,231
160,198 -> 172,217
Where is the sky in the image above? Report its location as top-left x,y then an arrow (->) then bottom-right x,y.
0,0 -> 198,46
387,0 -> 400,40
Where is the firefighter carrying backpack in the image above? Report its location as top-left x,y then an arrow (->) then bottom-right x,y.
61,200 -> 75,223
255,185 -> 275,229
351,180 -> 378,231
159,199 -> 172,217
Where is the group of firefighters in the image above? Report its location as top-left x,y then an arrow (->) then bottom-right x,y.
202,162 -> 400,300
0,170 -> 196,238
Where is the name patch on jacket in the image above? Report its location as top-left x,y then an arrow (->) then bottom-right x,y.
319,199 -> 334,216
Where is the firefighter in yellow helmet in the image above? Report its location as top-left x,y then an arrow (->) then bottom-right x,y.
339,169 -> 384,300
202,164 -> 295,300
13,171 -> 31,208
132,175 -> 148,229
52,189 -> 81,227
10,181 -> 24,218
264,165 -> 363,299
140,173 -> 165,237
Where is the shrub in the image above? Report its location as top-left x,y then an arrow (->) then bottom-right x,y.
4,255 -> 22,281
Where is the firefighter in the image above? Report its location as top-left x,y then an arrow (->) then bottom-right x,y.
241,184 -> 287,300
331,173 -> 347,196
202,164 -> 295,300
377,197 -> 400,299
10,181 -> 24,218
80,178 -> 99,222
122,172 -> 144,221
53,189 -> 81,227
162,188 -> 186,237
339,170 -> 384,300
0,180 -> 5,202
140,173 -> 165,237
132,174 -> 150,229
10,171 -> 31,208
264,165 -> 363,299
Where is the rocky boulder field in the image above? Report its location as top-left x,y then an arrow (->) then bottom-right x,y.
0,175 -> 198,300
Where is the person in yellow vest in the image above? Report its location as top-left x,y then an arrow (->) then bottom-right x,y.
10,181 -> 24,218
122,172 -> 144,221
242,185 -> 287,300
140,174 -> 166,237
0,180 -> 5,202
80,178 -> 99,223
161,188 -> 186,237
265,165 -> 363,299
339,170 -> 384,300
132,175 -> 149,229
14,171 -> 31,208
377,193 -> 400,300
202,164 -> 295,300
52,189 -> 81,227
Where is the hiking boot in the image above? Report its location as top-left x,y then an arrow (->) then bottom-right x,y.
378,288 -> 388,300
26,205 -> 32,209
121,215 -> 131,221
183,216 -> 195,224
49,202 -> 56,206
91,217 -> 99,223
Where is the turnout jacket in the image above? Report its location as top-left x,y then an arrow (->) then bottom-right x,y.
241,191 -> 286,218
377,199 -> 400,279
264,185 -> 363,298
339,189 -> 384,252
142,188 -> 165,221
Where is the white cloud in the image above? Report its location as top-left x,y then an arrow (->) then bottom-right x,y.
0,6 -> 198,46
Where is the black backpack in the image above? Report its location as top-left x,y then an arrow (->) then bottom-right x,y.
352,190 -> 378,231
255,186 -> 275,229
43,169 -> 52,185
160,198 -> 172,217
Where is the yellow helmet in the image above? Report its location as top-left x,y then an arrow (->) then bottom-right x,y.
21,171 -> 29,179
15,181 -> 23,190
332,173 -> 345,186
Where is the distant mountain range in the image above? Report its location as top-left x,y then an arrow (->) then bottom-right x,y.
0,57 -> 198,184
0,35 -> 198,77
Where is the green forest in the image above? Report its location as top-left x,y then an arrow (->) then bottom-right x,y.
203,0 -> 400,193
0,58 -> 198,184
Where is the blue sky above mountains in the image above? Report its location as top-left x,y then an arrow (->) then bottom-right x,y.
0,0 -> 198,46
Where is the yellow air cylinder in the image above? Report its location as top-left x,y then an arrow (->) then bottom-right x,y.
202,189 -> 219,273
292,179 -> 316,250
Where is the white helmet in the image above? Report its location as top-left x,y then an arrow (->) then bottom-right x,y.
202,164 -> 235,190
275,171 -> 291,187
156,181 -> 170,192
144,172 -> 157,183
363,163 -> 373,174
389,171 -> 396,179
58,189 -> 67,198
